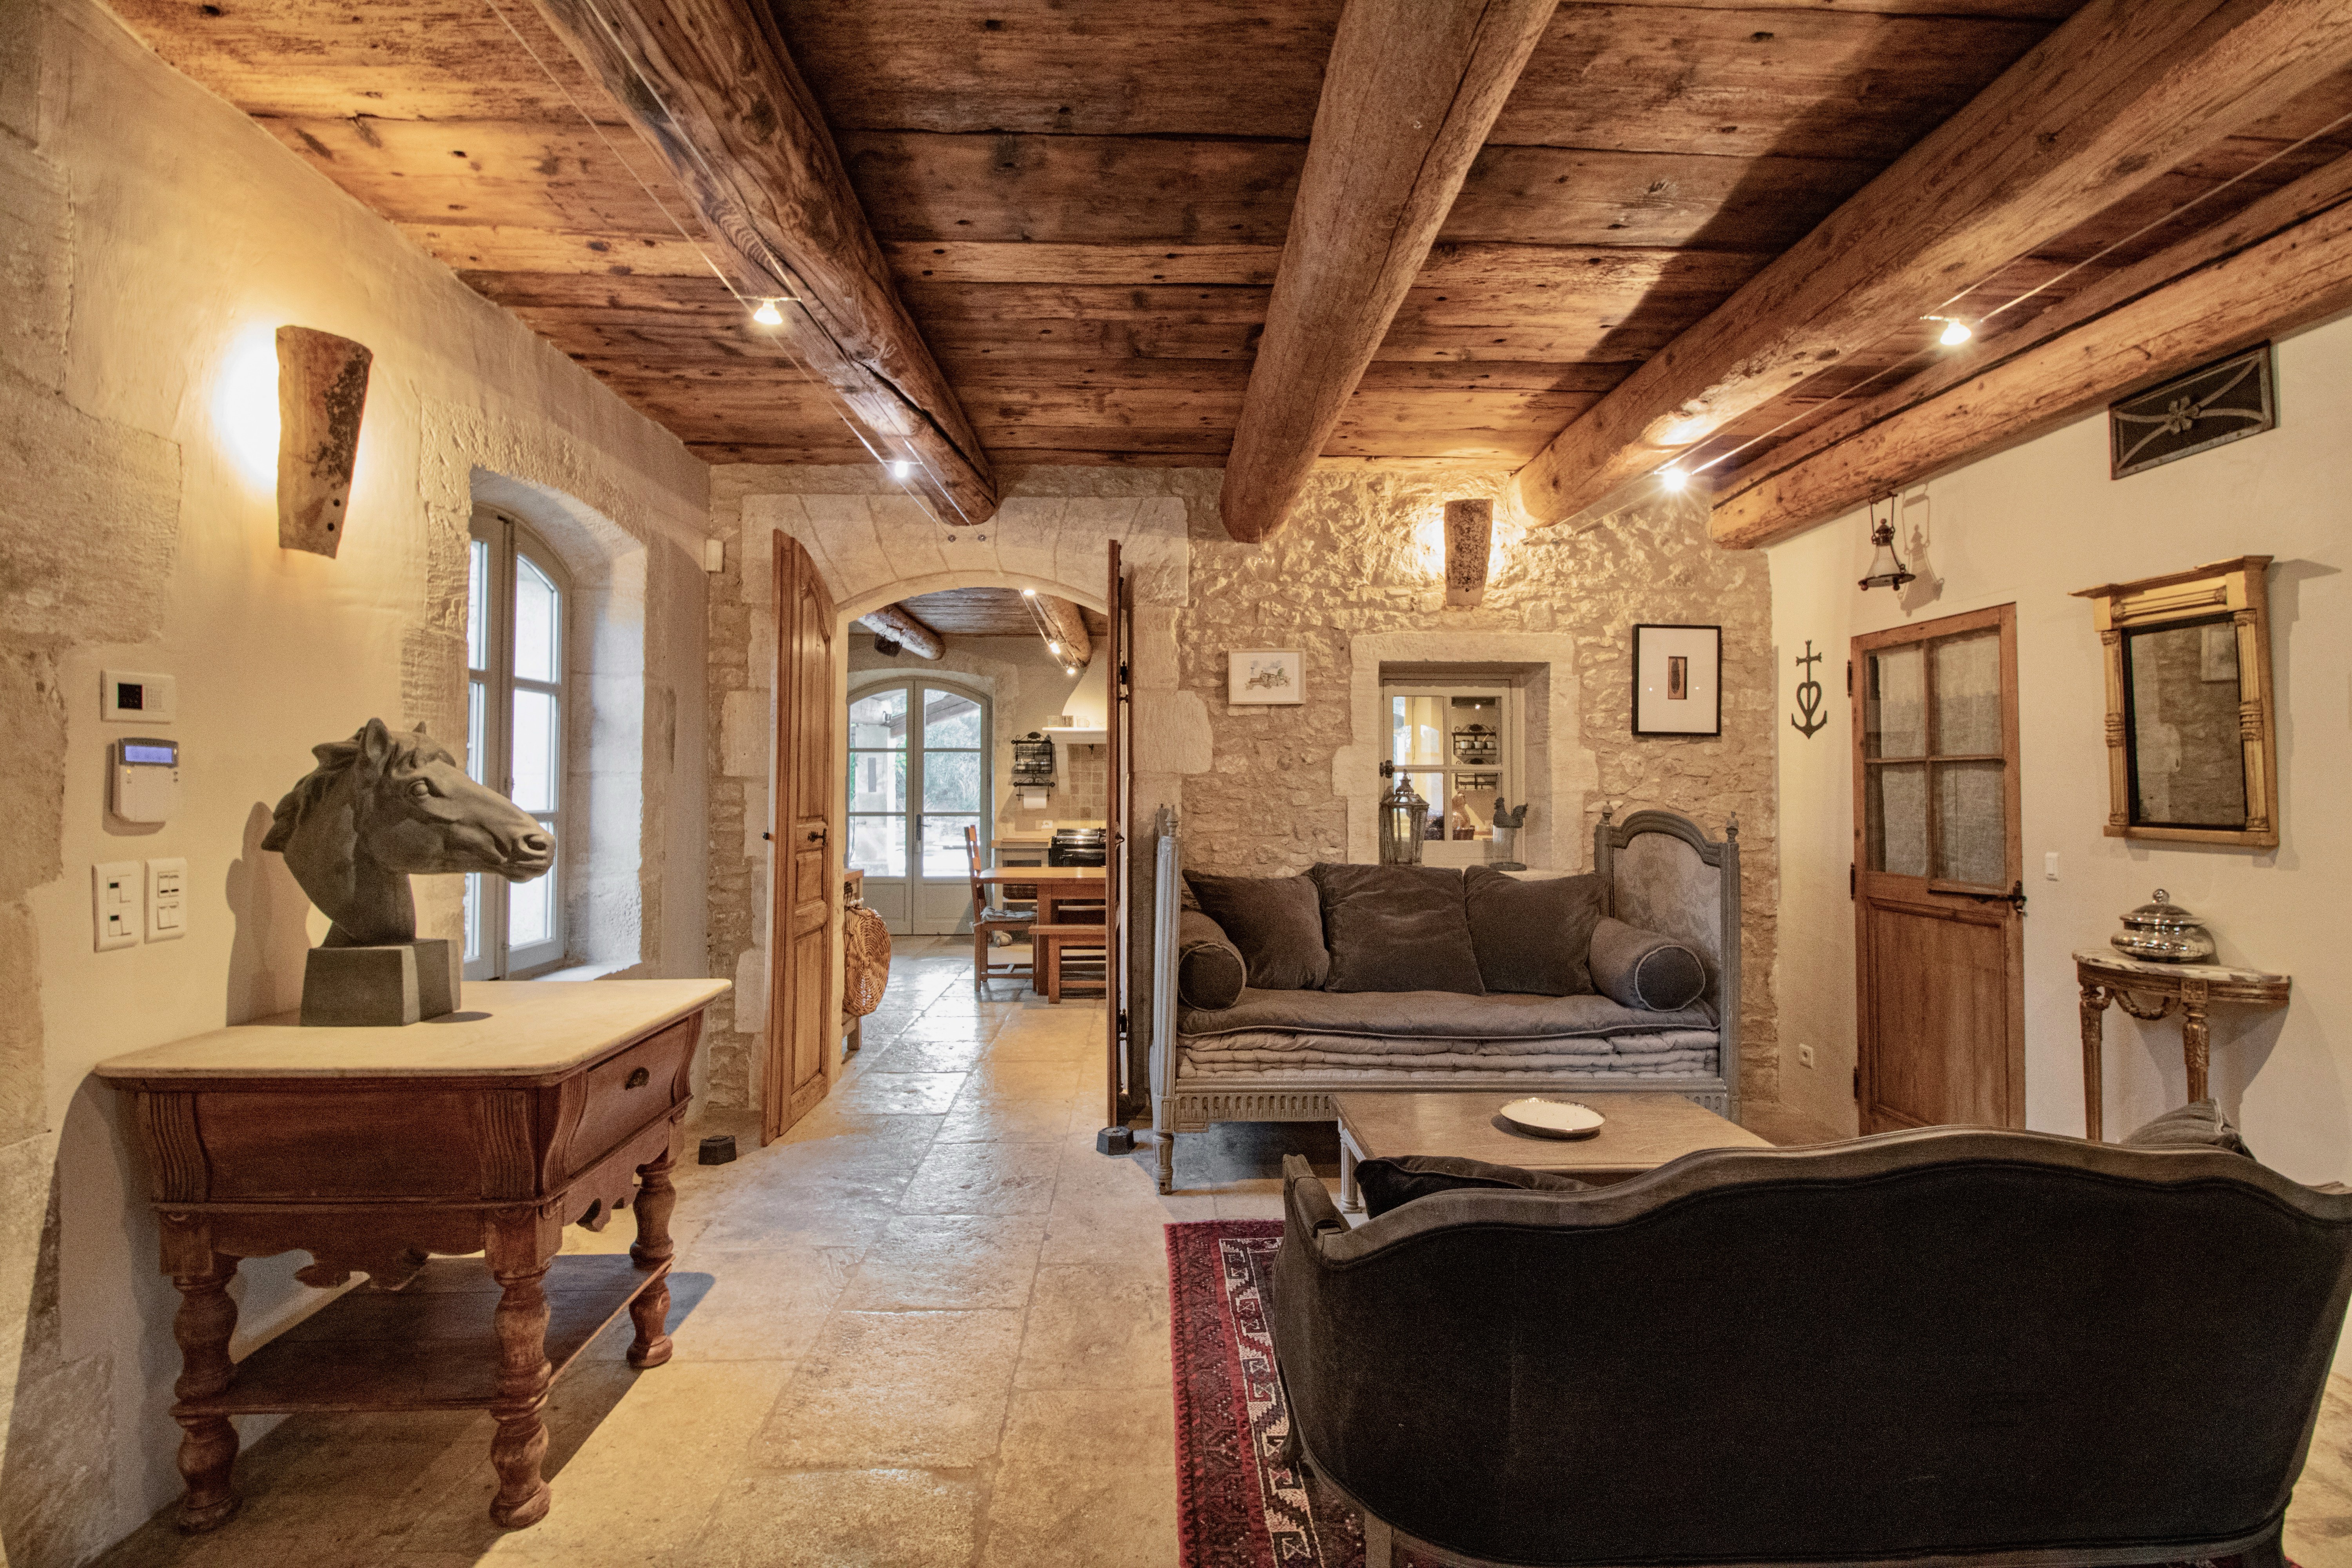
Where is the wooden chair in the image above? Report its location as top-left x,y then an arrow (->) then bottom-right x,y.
1030,922 -> 1108,1003
964,826 -> 1035,996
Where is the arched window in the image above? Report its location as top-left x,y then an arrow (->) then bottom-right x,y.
466,508 -> 570,976
846,677 -> 989,934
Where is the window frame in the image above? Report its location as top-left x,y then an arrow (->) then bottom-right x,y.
466,508 -> 572,979
1381,682 -> 1521,868
844,675 -> 991,885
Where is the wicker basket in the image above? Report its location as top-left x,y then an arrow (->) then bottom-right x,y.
842,902 -> 892,1018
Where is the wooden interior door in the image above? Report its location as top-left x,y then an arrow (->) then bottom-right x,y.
766,531 -> 837,1144
1853,604 -> 2025,1132
1103,541 -> 1129,1133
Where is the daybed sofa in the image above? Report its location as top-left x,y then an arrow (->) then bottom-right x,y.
1148,807 -> 1740,1193
1271,1115 -> 2352,1568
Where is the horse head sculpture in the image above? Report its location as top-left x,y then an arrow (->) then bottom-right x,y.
263,718 -> 554,947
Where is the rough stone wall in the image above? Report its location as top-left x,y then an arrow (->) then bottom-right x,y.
1176,469 -> 1780,1109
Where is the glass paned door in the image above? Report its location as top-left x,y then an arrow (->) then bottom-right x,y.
1862,627 -> 2008,887
1386,685 -> 1513,864
846,679 -> 991,935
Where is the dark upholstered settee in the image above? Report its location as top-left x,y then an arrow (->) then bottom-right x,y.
1150,808 -> 1740,1194
1271,1129 -> 2352,1568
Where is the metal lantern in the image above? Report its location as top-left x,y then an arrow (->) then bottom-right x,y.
1858,496 -> 1915,593
1378,762 -> 1429,866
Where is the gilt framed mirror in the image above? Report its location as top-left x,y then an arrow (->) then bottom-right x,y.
2071,555 -> 2276,849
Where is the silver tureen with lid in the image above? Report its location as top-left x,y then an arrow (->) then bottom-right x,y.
2111,889 -> 2216,964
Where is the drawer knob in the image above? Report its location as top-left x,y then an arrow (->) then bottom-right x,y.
625,1067 -> 650,1089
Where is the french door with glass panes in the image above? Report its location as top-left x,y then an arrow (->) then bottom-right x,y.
1386,685 -> 1515,867
465,509 -> 567,978
846,680 -> 989,935
1852,604 -> 2024,1132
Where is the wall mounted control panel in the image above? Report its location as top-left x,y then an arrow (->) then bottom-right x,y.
101,670 -> 176,723
111,737 -> 180,824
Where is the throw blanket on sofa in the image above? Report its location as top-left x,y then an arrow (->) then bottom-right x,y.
1180,1027 -> 1719,1078
1177,987 -> 1713,1042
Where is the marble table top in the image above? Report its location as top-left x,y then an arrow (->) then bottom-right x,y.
94,978 -> 731,1080
2073,948 -> 2290,987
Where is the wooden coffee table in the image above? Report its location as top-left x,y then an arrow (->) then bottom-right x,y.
1333,1091 -> 1771,1211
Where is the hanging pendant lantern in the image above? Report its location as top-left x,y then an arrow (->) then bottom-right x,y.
1858,496 -> 1915,593
1378,762 -> 1430,866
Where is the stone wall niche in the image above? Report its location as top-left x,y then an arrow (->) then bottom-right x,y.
1338,635 -> 1598,871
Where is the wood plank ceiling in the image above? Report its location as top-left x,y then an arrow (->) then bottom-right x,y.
117,0 -> 2352,490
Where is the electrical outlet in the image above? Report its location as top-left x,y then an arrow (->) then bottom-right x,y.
1797,1043 -> 1817,1070
146,857 -> 188,942
93,861 -> 140,951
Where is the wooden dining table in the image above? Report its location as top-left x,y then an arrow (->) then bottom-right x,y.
970,867 -> 1108,993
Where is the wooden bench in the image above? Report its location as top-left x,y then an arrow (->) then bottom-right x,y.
1029,922 -> 1107,1002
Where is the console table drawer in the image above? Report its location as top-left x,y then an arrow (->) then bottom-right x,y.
561,1015 -> 699,1176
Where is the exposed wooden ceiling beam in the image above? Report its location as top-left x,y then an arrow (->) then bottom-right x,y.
858,603 -> 943,659
1218,0 -> 1559,543
1509,0 -> 2352,528
1712,150 -> 2352,546
528,0 -> 998,524
1031,595 -> 1093,671
1711,155 -> 2352,549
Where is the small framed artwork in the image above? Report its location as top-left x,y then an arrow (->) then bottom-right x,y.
1632,624 -> 1721,736
1229,649 -> 1305,706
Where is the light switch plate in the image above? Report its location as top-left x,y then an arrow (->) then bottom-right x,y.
102,670 -> 176,723
93,861 -> 140,951
2045,851 -> 2061,881
146,857 -> 188,942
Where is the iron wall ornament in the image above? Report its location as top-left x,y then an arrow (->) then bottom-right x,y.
2111,344 -> 2274,480
1791,641 -> 1829,738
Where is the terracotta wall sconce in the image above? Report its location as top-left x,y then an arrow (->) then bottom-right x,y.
276,326 -> 373,557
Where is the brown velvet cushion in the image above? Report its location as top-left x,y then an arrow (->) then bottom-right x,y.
1185,873 -> 1330,991
2123,1098 -> 2255,1160
1355,1154 -> 1591,1219
1176,909 -> 1248,1011
1461,867 -> 1604,996
1308,864 -> 1486,995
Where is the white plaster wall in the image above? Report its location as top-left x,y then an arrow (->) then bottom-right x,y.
0,2 -> 711,1554
1765,312 -> 2352,1182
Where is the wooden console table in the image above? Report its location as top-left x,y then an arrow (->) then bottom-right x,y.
2074,950 -> 2289,1141
94,978 -> 727,1532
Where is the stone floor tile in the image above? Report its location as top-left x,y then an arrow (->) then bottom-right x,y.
752,1309 -> 1024,1469
1040,1195 -> 1209,1268
998,1388 -> 1174,1470
959,1060 -> 1082,1100
686,1470 -> 987,1568
978,1461 -> 1180,1568
839,1213 -> 1045,1311
664,1244 -> 860,1361
936,1095 -> 1074,1144
899,1142 -> 1061,1216
859,1037 -> 993,1074
1014,1263 -> 1172,1392
829,1071 -> 967,1116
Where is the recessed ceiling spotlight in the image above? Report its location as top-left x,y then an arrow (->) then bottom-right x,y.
751,299 -> 784,326
889,458 -> 913,479
1658,467 -> 1689,492
1938,318 -> 1973,347
1020,587 -> 1036,597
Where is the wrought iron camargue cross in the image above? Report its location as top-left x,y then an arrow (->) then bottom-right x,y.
1791,641 -> 1829,739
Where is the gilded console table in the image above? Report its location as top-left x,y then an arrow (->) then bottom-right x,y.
2074,950 -> 2288,1141
95,978 -> 727,1532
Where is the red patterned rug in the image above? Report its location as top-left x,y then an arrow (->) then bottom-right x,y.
1166,1218 -> 2289,1568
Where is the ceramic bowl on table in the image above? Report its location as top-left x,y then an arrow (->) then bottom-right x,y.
1497,1097 -> 1606,1140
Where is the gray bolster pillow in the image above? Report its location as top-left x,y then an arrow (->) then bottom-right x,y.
1588,916 -> 1708,1011
1176,909 -> 1248,1011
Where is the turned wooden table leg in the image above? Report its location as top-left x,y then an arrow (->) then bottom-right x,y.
169,1245 -> 243,1532
628,1149 -> 677,1369
2182,978 -> 2212,1104
2078,982 -> 2108,1143
485,1218 -> 555,1529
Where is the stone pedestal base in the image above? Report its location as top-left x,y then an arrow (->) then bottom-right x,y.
300,940 -> 459,1026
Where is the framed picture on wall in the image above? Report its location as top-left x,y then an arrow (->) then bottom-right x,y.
1229,650 -> 1305,705
1632,624 -> 1721,736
